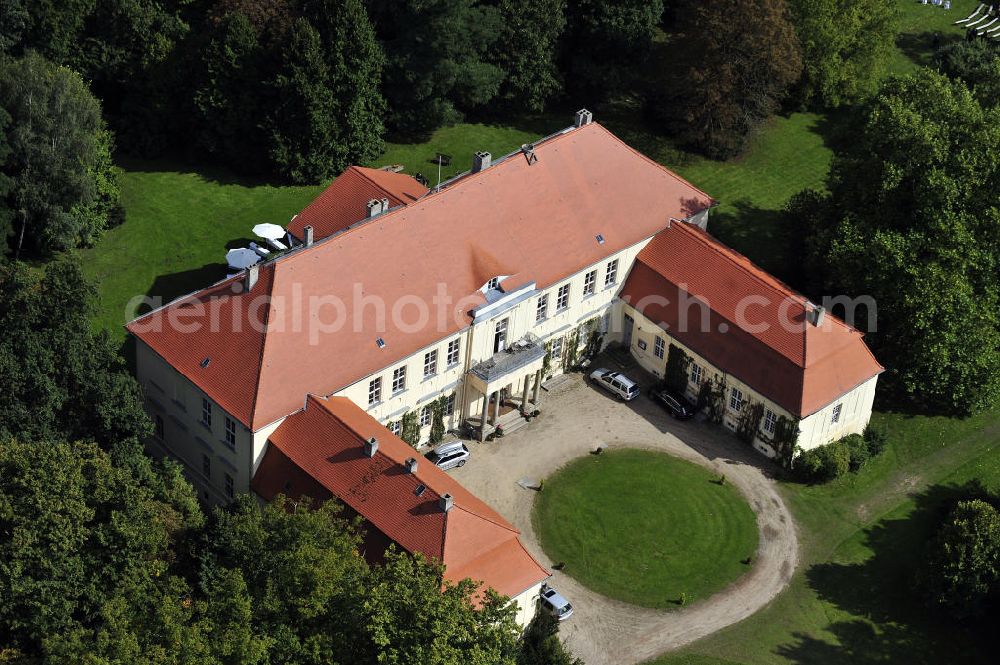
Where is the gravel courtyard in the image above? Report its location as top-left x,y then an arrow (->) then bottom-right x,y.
450,370 -> 798,665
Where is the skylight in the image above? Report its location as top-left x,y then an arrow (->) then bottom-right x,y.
200,357 -> 211,368
596,234 -> 605,244
376,337 -> 386,349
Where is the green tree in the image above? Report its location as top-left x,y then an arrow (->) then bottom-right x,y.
0,51 -> 123,256
490,0 -> 566,112
0,258 -> 151,444
663,0 -> 802,158
361,549 -> 520,664
429,395 -> 447,444
518,611 -> 582,665
563,0 -> 663,100
786,0 -> 898,107
796,69 -> 1000,414
369,0 -> 504,138
0,437 -> 205,658
925,499 -> 1000,618
0,0 -> 96,62
664,343 -> 691,393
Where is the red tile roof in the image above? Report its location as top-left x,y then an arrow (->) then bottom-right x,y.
287,166 -> 428,241
252,395 -> 549,598
128,122 -> 714,429
620,223 -> 883,417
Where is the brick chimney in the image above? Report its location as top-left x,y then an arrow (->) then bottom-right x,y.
364,436 -> 378,457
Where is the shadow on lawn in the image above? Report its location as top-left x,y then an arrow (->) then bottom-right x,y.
142,263 -> 229,316
773,480 -> 996,664
897,30 -> 964,71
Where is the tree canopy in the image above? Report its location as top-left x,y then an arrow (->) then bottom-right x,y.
785,0 -> 898,107
924,499 -> 1000,618
660,0 -> 802,158
791,68 -> 1000,414
0,51 -> 123,256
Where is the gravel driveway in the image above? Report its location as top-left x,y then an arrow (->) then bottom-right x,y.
450,372 -> 798,665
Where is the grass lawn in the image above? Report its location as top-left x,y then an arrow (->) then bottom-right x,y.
892,0 -> 977,75
533,449 -> 758,608
647,407 -> 1000,665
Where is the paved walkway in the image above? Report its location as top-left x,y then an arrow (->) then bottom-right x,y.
451,373 -> 798,665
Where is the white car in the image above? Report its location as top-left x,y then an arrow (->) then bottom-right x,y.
540,585 -> 573,621
589,368 -> 640,401
424,441 -> 470,470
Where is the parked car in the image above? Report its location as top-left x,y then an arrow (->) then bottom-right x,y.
649,387 -> 696,420
539,585 -> 573,621
424,441 -> 470,470
589,368 -> 640,401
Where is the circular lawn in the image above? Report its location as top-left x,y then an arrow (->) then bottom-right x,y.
533,448 -> 758,608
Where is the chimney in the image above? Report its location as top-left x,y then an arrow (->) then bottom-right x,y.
381,197 -> 389,212
364,436 -> 378,457
303,225 -> 314,247
472,151 -> 492,173
806,305 -> 825,326
405,457 -> 418,474
574,109 -> 593,127
439,493 -> 454,513
367,199 -> 385,218
245,264 -> 259,291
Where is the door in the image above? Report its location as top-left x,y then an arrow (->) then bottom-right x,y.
494,318 -> 509,353
622,314 -> 634,349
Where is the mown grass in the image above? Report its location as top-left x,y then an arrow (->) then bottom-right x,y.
533,449 -> 758,608
648,407 -> 1000,665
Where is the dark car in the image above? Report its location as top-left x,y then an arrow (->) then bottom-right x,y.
649,387 -> 696,420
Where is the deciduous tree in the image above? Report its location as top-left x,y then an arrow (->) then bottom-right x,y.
925,499 -> 1000,617
490,0 -> 567,112
663,0 -> 802,158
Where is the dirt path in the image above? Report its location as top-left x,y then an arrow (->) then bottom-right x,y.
451,374 -> 798,665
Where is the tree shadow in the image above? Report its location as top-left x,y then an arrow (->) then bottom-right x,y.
897,30 -> 965,71
141,263 -> 230,316
773,480 -> 997,664
115,154 -> 302,188
708,198 -> 802,287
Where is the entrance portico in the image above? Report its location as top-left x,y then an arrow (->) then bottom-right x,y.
467,333 -> 546,441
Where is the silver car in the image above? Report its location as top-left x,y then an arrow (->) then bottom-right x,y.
589,368 -> 640,401
540,585 -> 573,621
424,441 -> 470,470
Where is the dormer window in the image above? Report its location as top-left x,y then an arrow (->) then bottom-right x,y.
487,277 -> 500,290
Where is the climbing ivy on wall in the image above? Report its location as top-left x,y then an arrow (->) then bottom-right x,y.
664,343 -> 692,393
429,396 -> 447,444
698,374 -> 727,424
563,329 -> 580,369
582,317 -> 604,358
736,399 -> 765,445
542,341 -> 553,376
400,411 -> 421,448
769,416 -> 799,469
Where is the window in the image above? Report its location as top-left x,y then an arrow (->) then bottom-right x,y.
388,420 -> 401,436
224,473 -> 234,499
690,364 -> 703,385
368,377 -> 382,406
550,337 -> 563,363
446,339 -> 460,366
445,393 -> 456,416
154,415 -> 164,440
420,406 -> 432,426
224,417 -> 236,448
392,366 -> 407,394
201,398 -> 212,428
536,294 -> 548,323
729,387 -> 745,412
605,259 -> 619,287
831,403 -> 842,424
763,409 -> 777,434
424,350 -> 438,378
494,318 -> 508,353
583,270 -> 597,296
202,454 -> 211,479
654,336 -> 665,359
556,284 -> 570,311
487,276 -> 500,290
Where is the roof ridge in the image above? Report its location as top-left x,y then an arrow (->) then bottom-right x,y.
350,164 -> 396,195
248,265 -> 278,426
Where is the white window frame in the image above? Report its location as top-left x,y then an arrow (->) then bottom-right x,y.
368,377 -> 382,406
392,366 -> 407,394
201,398 -> 212,428
583,270 -> 597,296
605,259 -> 619,287
224,417 -> 237,448
446,339 -> 460,366
653,336 -> 665,359
550,337 -> 563,363
690,364 -> 703,385
224,473 -> 234,499
424,350 -> 438,378
536,294 -> 548,323
556,283 -> 570,311
729,387 -> 744,412
420,405 -> 432,427
445,393 -> 456,416
388,420 -> 401,436
487,276 -> 500,290
831,403 -> 842,424
763,409 -> 777,434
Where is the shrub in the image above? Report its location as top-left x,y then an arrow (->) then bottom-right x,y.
863,424 -> 888,456
796,439 -> 850,482
924,499 -> 1000,618
843,434 -> 871,472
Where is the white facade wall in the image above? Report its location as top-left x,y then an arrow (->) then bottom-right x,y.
622,303 -> 878,456
511,582 -> 545,630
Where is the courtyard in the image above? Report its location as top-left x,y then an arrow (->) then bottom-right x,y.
449,365 -> 799,665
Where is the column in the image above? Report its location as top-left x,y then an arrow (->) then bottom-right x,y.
492,389 -> 502,424
521,375 -> 530,415
533,369 -> 542,404
480,392 -> 489,442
